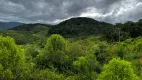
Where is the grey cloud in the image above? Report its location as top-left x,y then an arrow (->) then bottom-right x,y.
123,2 -> 142,22
0,0 -> 142,24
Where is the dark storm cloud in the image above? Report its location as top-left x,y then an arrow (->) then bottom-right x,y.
0,0 -> 142,24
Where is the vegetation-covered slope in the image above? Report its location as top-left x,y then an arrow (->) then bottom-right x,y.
0,23 -> 50,45
0,17 -> 142,79
1,17 -> 142,44
49,17 -> 113,37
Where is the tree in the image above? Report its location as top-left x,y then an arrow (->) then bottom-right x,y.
97,58 -> 137,80
36,34 -> 69,72
0,36 -> 25,79
33,69 -> 65,80
73,53 -> 101,80
95,42 -> 113,64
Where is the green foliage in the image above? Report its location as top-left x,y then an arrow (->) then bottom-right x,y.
121,21 -> 142,38
32,69 -> 65,80
95,42 -> 114,64
0,23 -> 49,45
68,42 -> 85,60
0,36 -> 25,79
49,17 -> 113,37
36,34 -> 69,72
25,44 -> 40,59
1,69 -> 13,80
1,17 -> 142,79
73,54 -> 100,73
97,58 -> 138,80
117,43 -> 125,59
73,52 -> 101,80
2,17 -> 142,43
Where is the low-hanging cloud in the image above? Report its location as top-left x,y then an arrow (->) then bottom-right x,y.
0,0 -> 142,24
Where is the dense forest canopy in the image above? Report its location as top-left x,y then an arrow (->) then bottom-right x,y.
0,17 -> 142,80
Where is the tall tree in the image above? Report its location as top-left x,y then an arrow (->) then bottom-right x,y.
36,34 -> 69,72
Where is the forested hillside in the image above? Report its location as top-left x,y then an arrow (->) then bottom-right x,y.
49,17 -> 113,37
0,17 -> 142,80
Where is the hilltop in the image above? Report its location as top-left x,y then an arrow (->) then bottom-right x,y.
49,17 -> 113,37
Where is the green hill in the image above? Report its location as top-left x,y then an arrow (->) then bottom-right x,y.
0,23 -> 50,45
49,17 -> 113,37
1,17 -> 142,44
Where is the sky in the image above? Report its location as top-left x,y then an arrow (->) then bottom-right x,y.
0,0 -> 142,24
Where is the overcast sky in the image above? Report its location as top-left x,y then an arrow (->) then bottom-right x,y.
0,0 -> 142,24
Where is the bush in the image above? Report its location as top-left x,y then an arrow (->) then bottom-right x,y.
36,34 -> 69,72
97,58 -> 138,80
0,36 -> 25,79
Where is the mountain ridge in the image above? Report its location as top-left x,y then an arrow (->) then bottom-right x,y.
0,21 -> 24,30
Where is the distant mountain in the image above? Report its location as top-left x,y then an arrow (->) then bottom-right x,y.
9,23 -> 51,32
0,22 -> 24,30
